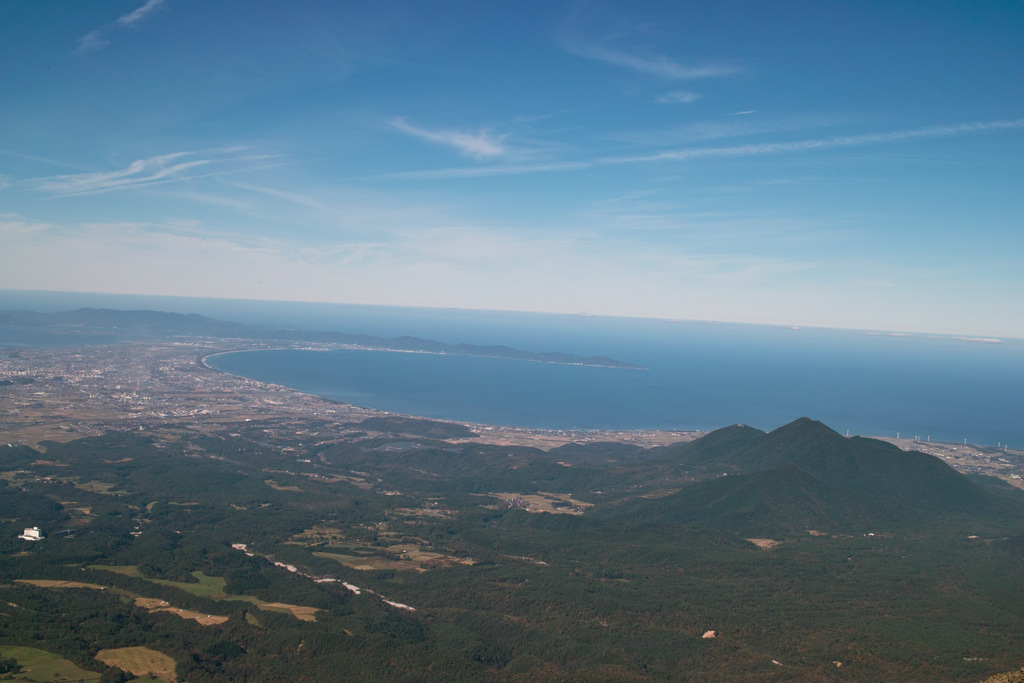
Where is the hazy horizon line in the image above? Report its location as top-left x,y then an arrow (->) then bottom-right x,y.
0,287 -> 1018,343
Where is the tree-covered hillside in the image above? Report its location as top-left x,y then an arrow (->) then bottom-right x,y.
2,419 -> 1023,681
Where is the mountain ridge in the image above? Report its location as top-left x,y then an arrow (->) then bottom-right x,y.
606,417 -> 1012,534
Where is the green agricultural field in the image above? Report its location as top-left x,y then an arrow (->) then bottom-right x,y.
148,571 -> 227,598
88,564 -> 142,577
0,645 -> 102,682
92,566 -> 228,598
87,565 -> 321,623
315,550 -> 421,571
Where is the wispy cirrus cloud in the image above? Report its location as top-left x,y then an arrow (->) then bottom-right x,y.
76,0 -> 172,54
613,118 -> 1024,165
656,90 -> 704,104
608,115 -> 842,148
76,31 -> 110,54
115,0 -> 171,27
562,41 -> 740,80
0,149 -> 86,170
28,148 -> 278,197
391,118 -> 508,160
379,118 -> 1024,181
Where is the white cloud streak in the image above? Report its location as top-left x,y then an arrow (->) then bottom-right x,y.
380,118 -> 1024,181
76,0 -> 171,54
0,149 -> 88,170
76,31 -> 109,54
563,42 -> 740,80
612,119 -> 1024,165
115,0 -> 171,27
226,182 -> 329,211
31,153 -> 204,195
656,90 -> 704,104
391,118 -> 508,159
28,149 -> 273,197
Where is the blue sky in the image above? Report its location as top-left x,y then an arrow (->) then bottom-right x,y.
1,1 -> 1022,337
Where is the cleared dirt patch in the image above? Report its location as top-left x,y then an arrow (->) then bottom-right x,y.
18,576 -> 229,627
222,595 -> 322,622
747,538 -> 782,550
491,492 -> 593,514
388,543 -> 475,566
133,596 -> 229,625
96,646 -> 176,681
134,597 -> 172,609
264,479 -> 301,492
257,602 -> 321,621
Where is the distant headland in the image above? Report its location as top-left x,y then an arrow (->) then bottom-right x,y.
0,308 -> 646,370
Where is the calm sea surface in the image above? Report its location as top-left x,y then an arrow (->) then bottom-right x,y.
3,291 -> 1022,447
204,310 -> 1024,448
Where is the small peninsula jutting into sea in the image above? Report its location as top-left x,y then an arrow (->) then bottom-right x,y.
0,308 -> 644,370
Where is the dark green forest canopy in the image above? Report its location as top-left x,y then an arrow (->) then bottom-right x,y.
2,418 -> 1024,681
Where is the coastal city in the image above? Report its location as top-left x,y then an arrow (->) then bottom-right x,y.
2,341 -> 1020,487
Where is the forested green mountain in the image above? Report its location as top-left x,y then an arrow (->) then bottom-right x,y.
2,418 -> 1023,681
605,418 -> 1010,535
663,418 -> 986,504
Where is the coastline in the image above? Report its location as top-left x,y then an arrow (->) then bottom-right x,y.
197,346 -> 1024,466
2,340 -> 1019,479
198,346 -> 694,450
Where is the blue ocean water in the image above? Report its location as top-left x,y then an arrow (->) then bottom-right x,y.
3,291 -> 1022,447
206,315 -> 1024,448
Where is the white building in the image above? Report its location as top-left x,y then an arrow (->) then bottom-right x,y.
18,526 -> 43,541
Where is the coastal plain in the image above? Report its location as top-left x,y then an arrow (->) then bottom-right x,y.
0,341 -> 695,452
0,341 -> 1018,481
3,321 -> 1024,681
